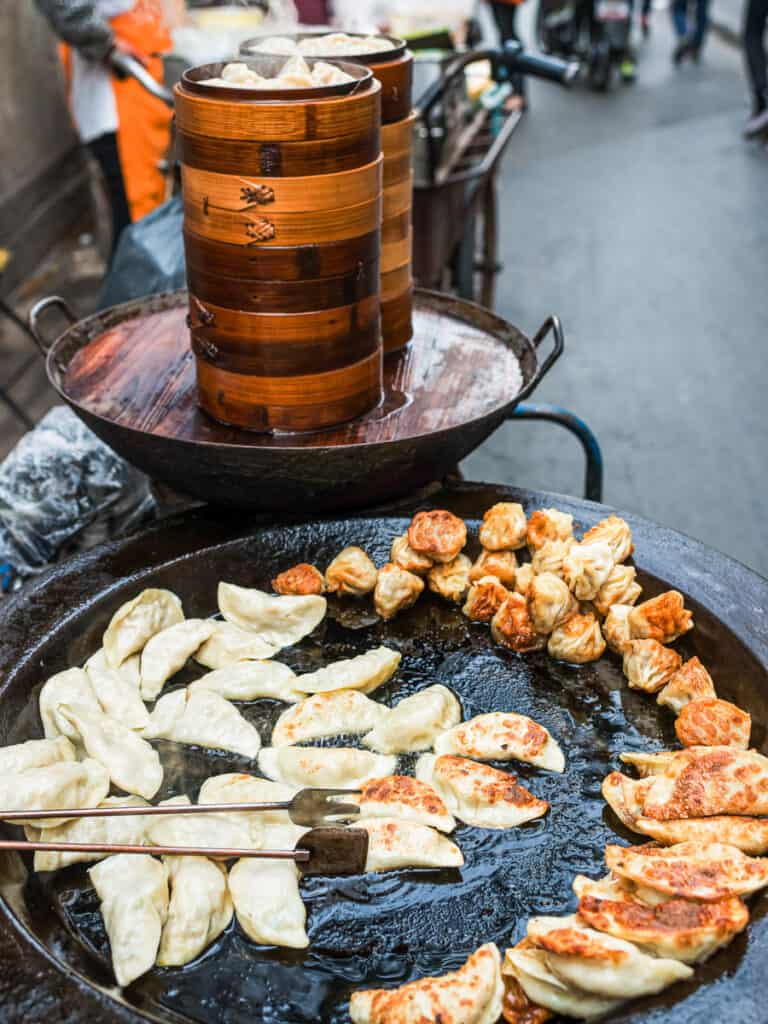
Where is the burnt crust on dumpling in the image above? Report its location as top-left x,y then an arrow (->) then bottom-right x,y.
548,612 -> 606,664
463,576 -> 510,622
272,563 -> 326,596
657,657 -> 716,714
628,591 -> 693,644
325,547 -> 378,597
479,502 -> 528,551
407,510 -> 467,564
491,594 -> 547,653
427,554 -> 472,603
526,508 -> 574,552
674,697 -> 751,749
468,548 -> 518,586
390,534 -> 433,575
582,515 -> 634,564
622,639 -> 682,693
373,563 -> 424,620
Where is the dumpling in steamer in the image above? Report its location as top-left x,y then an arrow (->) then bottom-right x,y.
527,572 -> 578,634
504,942 -> 623,1020
416,754 -> 549,829
272,689 -> 387,747
325,546 -> 378,597
407,510 -> 467,563
352,817 -> 464,872
350,942 -> 503,1024
373,563 -> 424,620
547,612 -> 606,664
479,502 -> 527,551
272,563 -> 325,596
189,660 -> 304,703
391,533 -> 433,575
218,582 -> 326,647
462,575 -> 510,622
526,508 -> 574,552
103,588 -> 184,668
0,735 -> 75,775
228,858 -> 308,948
491,594 -> 546,653
602,604 -> 633,654
157,856 -> 233,966
434,711 -> 564,772
32,795 -> 150,871
427,553 -> 472,603
195,621 -> 279,670
628,591 -> 694,644
562,542 -> 614,601
0,758 -> 109,829
85,649 -> 149,729
39,667 -> 100,740
592,565 -> 642,617
468,548 -> 518,586
352,775 -> 456,832
581,515 -> 634,564
605,841 -> 768,900
141,688 -> 262,759
363,684 -> 461,754
657,657 -> 717,714
294,646 -> 401,696
674,698 -> 751,749
531,539 -> 574,579
140,619 -> 215,701
258,746 -> 396,788
89,854 -> 169,987
622,639 -> 682,692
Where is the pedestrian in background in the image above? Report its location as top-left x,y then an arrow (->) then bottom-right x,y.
743,0 -> 768,136
488,0 -> 528,110
670,0 -> 711,62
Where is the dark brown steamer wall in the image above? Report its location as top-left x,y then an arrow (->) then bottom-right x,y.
175,57 -> 384,431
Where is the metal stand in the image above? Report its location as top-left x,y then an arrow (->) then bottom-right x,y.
0,298 -> 38,430
510,402 -> 604,502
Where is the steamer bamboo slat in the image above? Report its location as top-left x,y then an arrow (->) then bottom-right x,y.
380,112 -> 415,352
380,263 -> 412,302
381,113 -> 416,152
382,174 -> 413,221
381,288 -> 414,351
381,230 -> 412,273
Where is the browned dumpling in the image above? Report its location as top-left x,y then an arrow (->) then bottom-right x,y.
601,770 -> 655,831
592,565 -> 642,617
526,508 -> 574,552
622,639 -> 682,692
675,698 -> 751,749
582,515 -> 634,563
479,502 -> 528,551
527,572 -> 578,635
407,510 -> 467,564
657,657 -> 717,714
562,542 -> 614,601
325,547 -> 378,597
634,815 -> 768,855
502,974 -> 554,1024
530,539 -> 574,578
514,564 -> 535,598
271,563 -> 325,596
491,594 -> 546,653
426,554 -> 472,604
390,534 -> 433,575
462,576 -> 510,622
468,548 -> 518,586
602,605 -> 634,654
547,611 -> 606,664
639,747 -> 768,820
628,590 -> 693,644
373,563 -> 424,620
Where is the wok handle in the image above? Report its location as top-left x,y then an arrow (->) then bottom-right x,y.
509,403 -> 604,503
516,314 -> 564,402
27,296 -> 77,357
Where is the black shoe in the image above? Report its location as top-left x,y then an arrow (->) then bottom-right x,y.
672,39 -> 689,64
744,107 -> 768,138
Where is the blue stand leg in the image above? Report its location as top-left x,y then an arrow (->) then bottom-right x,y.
510,402 -> 604,503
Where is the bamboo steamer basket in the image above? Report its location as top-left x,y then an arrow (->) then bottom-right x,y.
175,58 -> 383,432
241,34 -> 415,355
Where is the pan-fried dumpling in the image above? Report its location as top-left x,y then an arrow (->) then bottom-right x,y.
619,750 -> 677,776
513,563 -> 535,598
602,604 -> 633,654
272,563 -> 326,596
434,712 -> 564,772
639,746 -> 768,819
325,546 -> 378,597
634,815 -> 768,855
352,775 -> 455,832
605,841 -> 768,900
657,657 -> 716,714
581,515 -> 634,564
39,667 -> 101,740
89,854 -> 169,986
562,542 -> 614,601
503,942 -> 623,1019
548,612 -> 606,664
530,539 -> 574,579
228,858 -> 308,948
352,817 -> 464,871
363,684 -> 461,754
501,974 -> 553,1024
468,548 -> 518,586
416,754 -> 549,829
272,690 -> 386,747
350,942 -> 503,1024
0,735 -> 75,775
526,914 -> 693,998
219,582 -> 326,647
373,563 -> 424,620
85,649 -> 149,730
628,591 -> 694,644
391,534 -> 433,575
573,872 -> 749,963
479,502 -> 527,552
32,795 -> 150,871
408,509 -> 467,563
0,758 -> 109,829
526,508 -> 574,552
157,855 -> 233,966
195,621 -> 279,670
58,703 -> 163,799
491,594 -> 546,652
622,639 -> 682,692
528,572 -> 578,634
103,588 -> 184,668
295,646 -> 401,695
141,689 -> 262,759
462,575 -> 510,622
259,746 -> 395,788
189,660 -> 304,703
146,794 -> 263,853
592,565 -> 642,617
139,619 -> 215,701
674,697 -> 751,749
427,553 -> 472,603
600,771 -> 654,831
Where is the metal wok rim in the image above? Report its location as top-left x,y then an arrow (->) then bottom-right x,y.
239,31 -> 408,65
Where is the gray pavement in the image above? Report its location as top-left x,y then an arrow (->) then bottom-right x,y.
463,7 -> 768,576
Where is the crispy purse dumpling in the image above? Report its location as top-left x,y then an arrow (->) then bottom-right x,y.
513,563 -> 535,598
0,758 -> 109,829
407,509 -> 467,563
605,841 -> 768,900
140,619 -> 215,701
391,534 -> 433,575
581,515 -> 634,563
503,943 -> 623,1019
622,639 -> 682,692
39,667 -> 101,740
272,563 -> 325,596
530,539 -> 574,578
628,590 -> 693,643
547,612 -> 606,664
468,548 -> 518,586
657,656 -> 716,714
427,553 -> 472,603
228,858 -> 308,948
296,646 -> 401,696
89,854 -> 169,986
103,588 -> 184,668
353,775 -> 455,832
479,502 -> 527,551
33,795 -> 150,871
463,575 -> 510,622
491,594 -> 546,653
272,689 -> 386,747
218,583 -> 326,647
0,735 -> 75,775
363,684 -> 461,754
562,542 -> 614,601
350,942 -> 503,1024
258,746 -> 395,788
158,855 -> 233,967
528,572 -> 578,634
189,660 -> 303,703
325,546 -> 378,596
639,746 -> 768,819
592,565 -> 642,617
602,604 -> 633,654
142,688 -> 262,759
352,817 -> 464,872
434,712 -> 564,772
674,697 -> 751,749
85,649 -> 149,729
195,621 -> 279,669
373,563 -> 424,620
526,508 -> 574,552
416,754 -> 549,829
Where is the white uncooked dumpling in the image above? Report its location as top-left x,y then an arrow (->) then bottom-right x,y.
218,582 -> 326,648
258,746 -> 396,789
296,647 -> 401,696
157,855 -> 233,966
141,689 -> 262,759
195,620 -> 279,670
198,773 -> 297,825
272,690 -> 387,747
89,853 -> 169,986
503,944 -> 624,1019
228,858 -> 308,948
353,775 -> 455,832
33,795 -> 150,871
0,758 -> 109,829
189,660 -> 304,703
85,649 -> 149,729
39,667 -> 100,740
140,619 -> 215,701
363,685 -> 461,754
351,817 -> 464,872
145,795 -> 263,854
434,712 -> 564,773
103,588 -> 184,668
57,703 -> 163,800
0,735 -> 75,775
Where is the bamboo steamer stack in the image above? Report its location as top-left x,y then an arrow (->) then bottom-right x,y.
241,34 -> 415,354
175,58 -> 383,431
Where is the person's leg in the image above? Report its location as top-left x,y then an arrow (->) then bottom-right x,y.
744,0 -> 768,112
87,132 -> 132,258
689,0 -> 710,53
670,0 -> 689,39
491,2 -> 527,99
